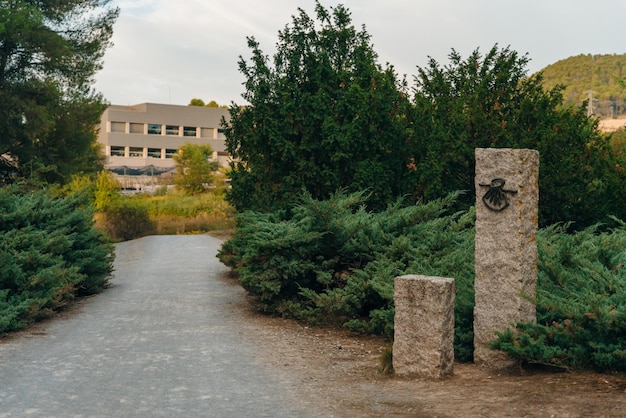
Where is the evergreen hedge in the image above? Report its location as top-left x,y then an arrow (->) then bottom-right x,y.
0,188 -> 114,333
219,190 -> 476,361
219,191 -> 626,370
493,221 -> 626,372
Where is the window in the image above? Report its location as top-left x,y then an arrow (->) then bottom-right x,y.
148,124 -> 162,135
166,125 -> 180,136
165,149 -> 177,159
183,126 -> 197,137
200,127 -> 215,138
217,128 -> 226,139
147,148 -> 161,159
129,147 -> 143,158
129,123 -> 144,134
110,146 -> 125,157
110,121 -> 125,133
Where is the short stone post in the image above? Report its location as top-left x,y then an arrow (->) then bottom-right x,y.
473,148 -> 539,369
393,275 -> 455,378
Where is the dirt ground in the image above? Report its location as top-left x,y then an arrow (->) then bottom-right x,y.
4,226 -> 625,417
210,230 -> 626,417
8,278 -> 626,418
223,276 -> 626,417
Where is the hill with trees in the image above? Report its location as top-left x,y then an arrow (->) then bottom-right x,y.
538,53 -> 626,117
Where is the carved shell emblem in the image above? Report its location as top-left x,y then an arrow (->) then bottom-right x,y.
479,178 -> 517,211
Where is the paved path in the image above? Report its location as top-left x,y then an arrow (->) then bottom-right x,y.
0,235 -> 310,417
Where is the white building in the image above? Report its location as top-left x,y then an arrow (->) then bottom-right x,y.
98,102 -> 231,179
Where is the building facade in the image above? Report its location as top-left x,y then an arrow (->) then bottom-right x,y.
98,103 -> 231,177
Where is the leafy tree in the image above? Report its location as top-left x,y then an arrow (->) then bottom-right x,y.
0,0 -> 119,184
224,1 -> 623,227
189,98 -> 227,108
408,46 -> 626,227
224,1 -> 411,212
173,143 -> 218,195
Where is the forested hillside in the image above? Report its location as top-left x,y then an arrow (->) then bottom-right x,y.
538,54 -> 626,117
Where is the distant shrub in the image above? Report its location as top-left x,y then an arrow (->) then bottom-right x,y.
92,183 -> 234,240
610,127 -> 626,161
99,198 -> 155,242
94,171 -> 121,211
0,187 -> 114,333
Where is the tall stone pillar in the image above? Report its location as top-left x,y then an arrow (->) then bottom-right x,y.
473,148 -> 539,368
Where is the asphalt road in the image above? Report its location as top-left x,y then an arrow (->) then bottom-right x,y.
0,235 -> 311,417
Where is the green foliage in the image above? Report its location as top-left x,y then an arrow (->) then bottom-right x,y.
221,187 -> 626,370
409,45 -> 626,228
99,198 -> 155,242
188,98 -> 227,108
218,190 -> 476,361
0,187 -> 114,333
0,0 -> 119,184
173,143 -> 219,195
610,127 -> 626,161
144,189 -> 232,218
492,221 -> 626,372
137,189 -> 234,235
224,1 -> 411,212
539,54 -> 626,116
94,170 -> 121,211
225,0 -> 626,229
221,3 -> 626,371
95,188 -> 233,238
92,171 -> 155,241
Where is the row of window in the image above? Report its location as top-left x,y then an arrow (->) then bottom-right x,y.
110,121 -> 224,138
110,146 -> 177,159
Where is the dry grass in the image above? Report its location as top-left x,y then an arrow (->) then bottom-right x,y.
95,190 -> 235,240
152,212 -> 234,235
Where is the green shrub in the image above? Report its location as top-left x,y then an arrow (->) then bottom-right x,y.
221,189 -> 626,371
100,198 -> 155,242
219,190 -> 476,361
94,171 -> 121,211
491,221 -> 626,372
0,187 -> 114,333
91,170 -> 156,242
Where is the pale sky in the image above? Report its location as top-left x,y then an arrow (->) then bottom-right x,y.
93,0 -> 626,107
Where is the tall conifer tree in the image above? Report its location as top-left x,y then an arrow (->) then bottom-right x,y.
224,1 -> 411,212
0,0 -> 119,184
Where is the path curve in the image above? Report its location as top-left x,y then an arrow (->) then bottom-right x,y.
0,235 -> 312,417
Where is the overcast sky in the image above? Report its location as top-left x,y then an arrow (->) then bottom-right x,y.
93,0 -> 626,106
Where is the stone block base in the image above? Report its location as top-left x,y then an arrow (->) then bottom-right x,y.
393,275 -> 455,378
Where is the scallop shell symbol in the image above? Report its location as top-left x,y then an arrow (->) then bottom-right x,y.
479,178 -> 517,211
